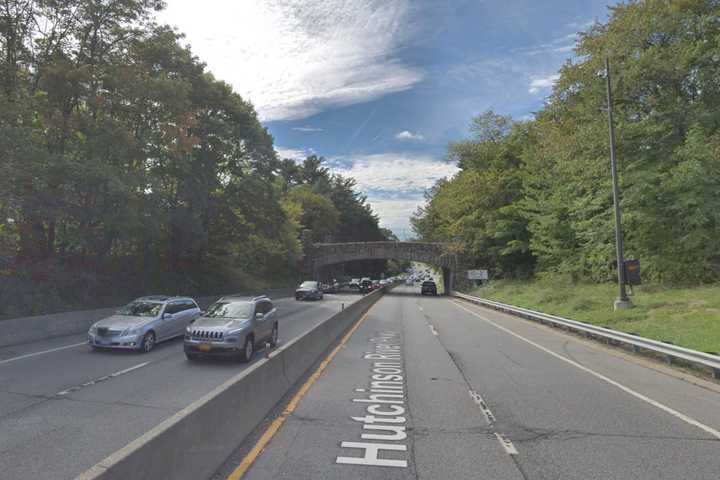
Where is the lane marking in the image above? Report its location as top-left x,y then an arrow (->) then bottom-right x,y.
110,361 -> 151,377
494,433 -> 519,455
0,342 -> 87,365
453,301 -> 720,440
55,361 -> 151,396
227,309 -> 374,480
469,390 -> 496,424
428,324 -> 438,336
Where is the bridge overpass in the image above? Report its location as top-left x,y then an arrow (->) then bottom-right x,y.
304,241 -> 470,293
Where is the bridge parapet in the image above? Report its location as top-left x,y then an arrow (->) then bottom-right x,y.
304,241 -> 470,292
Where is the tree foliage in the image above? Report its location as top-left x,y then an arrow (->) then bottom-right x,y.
414,0 -> 720,283
0,1 -> 387,315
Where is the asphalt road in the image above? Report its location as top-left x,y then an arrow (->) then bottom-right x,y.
237,286 -> 720,480
0,291 -> 363,480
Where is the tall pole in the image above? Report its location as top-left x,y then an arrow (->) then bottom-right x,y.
605,57 -> 632,310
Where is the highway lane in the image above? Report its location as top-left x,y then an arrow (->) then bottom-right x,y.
237,287 -> 720,480
0,291 -> 363,480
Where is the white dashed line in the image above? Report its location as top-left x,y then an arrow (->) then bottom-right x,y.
0,342 -> 87,365
494,433 -> 519,455
428,324 -> 438,336
453,301 -> 720,440
469,390 -> 496,424
55,361 -> 151,396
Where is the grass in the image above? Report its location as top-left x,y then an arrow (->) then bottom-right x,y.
469,277 -> 720,353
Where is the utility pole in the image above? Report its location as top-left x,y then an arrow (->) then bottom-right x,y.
605,57 -> 632,310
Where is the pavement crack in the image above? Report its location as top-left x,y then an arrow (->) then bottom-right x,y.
509,426 -> 720,444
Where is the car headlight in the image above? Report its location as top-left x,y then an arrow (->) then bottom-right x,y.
123,327 -> 143,336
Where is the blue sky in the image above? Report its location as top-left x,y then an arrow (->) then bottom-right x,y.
160,0 -> 612,238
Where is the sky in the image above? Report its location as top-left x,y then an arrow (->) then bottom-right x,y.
159,0 -> 612,238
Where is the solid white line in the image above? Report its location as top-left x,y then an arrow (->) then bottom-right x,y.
110,361 -> 151,377
453,301 -> 720,440
0,342 -> 87,365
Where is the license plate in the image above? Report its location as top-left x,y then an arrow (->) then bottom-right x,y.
198,343 -> 211,352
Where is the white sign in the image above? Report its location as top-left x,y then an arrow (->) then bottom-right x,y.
467,269 -> 488,280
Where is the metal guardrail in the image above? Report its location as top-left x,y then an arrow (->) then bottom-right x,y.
452,291 -> 720,379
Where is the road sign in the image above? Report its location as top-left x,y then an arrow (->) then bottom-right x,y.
624,259 -> 641,285
467,270 -> 488,280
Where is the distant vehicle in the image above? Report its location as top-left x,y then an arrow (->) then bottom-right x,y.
296,281 -> 324,301
370,279 -> 381,291
89,296 -> 201,353
359,277 -> 372,294
405,278 -> 414,286
349,278 -> 360,289
321,281 -> 339,293
421,281 -> 438,296
379,279 -> 388,286
184,295 -> 277,361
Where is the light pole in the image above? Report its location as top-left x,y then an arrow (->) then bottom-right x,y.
605,57 -> 632,310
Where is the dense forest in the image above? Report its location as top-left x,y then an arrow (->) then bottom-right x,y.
413,0 -> 720,284
0,0 -> 386,317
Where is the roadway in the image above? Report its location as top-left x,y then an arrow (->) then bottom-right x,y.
233,286 -> 720,480
0,291 -> 362,480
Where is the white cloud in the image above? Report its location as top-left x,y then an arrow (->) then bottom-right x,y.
276,146 -> 315,161
395,130 -> 425,141
292,126 -> 324,132
329,152 -> 458,232
331,153 -> 458,194
159,1 -> 423,121
368,195 -> 424,234
529,74 -> 560,95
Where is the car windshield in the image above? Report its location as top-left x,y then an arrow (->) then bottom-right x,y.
116,301 -> 163,317
204,301 -> 254,319
300,281 -> 318,288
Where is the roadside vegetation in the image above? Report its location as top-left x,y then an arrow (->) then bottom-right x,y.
413,2 -> 720,350
472,277 -> 720,353
0,1 -> 387,318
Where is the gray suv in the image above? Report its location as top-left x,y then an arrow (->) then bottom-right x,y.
88,296 -> 201,353
184,295 -> 278,362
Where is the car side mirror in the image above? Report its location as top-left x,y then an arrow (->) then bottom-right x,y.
162,312 -> 172,319
256,312 -> 264,320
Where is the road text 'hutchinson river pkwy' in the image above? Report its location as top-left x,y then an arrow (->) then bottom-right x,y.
336,330 -> 408,468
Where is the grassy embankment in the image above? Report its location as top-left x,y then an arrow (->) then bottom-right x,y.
470,277 -> 720,353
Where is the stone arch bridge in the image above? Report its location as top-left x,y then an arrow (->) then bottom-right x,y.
304,241 -> 470,293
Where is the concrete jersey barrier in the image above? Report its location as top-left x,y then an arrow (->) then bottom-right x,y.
0,289 -> 293,348
76,287 -> 386,480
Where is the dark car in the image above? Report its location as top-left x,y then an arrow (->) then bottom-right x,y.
421,280 -> 438,296
296,281 -> 324,301
359,277 -> 372,294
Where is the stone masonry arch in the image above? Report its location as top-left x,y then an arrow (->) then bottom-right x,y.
303,241 -> 470,294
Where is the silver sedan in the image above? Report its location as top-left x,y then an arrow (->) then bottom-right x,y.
88,296 -> 201,353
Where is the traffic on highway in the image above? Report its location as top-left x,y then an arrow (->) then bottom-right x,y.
3,1 -> 720,480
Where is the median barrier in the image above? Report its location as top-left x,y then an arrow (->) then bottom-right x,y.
0,289 -> 293,348
75,286 -> 386,480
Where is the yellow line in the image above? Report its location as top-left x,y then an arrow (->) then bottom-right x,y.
227,309 -> 373,480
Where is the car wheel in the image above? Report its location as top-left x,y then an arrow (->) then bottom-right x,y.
185,352 -> 199,361
140,331 -> 156,353
269,324 -> 279,347
239,335 -> 254,362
